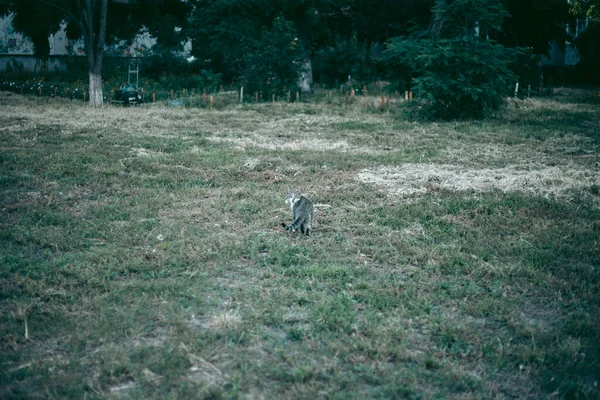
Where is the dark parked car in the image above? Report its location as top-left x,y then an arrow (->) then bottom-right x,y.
115,84 -> 142,105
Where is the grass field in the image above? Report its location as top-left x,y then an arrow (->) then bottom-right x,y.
1,90 -> 599,399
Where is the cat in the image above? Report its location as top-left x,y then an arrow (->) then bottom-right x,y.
281,191 -> 314,236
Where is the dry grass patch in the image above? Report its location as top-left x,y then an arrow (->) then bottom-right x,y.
204,310 -> 243,330
358,163 -> 599,201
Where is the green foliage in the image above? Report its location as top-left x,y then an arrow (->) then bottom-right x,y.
388,35 -> 518,119
4,58 -> 25,75
313,32 -> 373,86
572,1 -> 600,83
240,16 -> 305,98
189,0 -> 293,81
500,0 -> 572,55
431,0 -> 509,37
386,0 -> 518,120
574,23 -> 600,83
571,0 -> 600,22
0,1 -> 62,61
141,52 -> 223,89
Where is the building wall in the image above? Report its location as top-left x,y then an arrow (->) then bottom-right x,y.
0,13 -> 172,69
0,55 -> 70,71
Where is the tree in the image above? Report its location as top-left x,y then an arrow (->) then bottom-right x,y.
349,0 -> 435,44
0,3 -> 62,70
571,0 -> 600,23
313,32 -> 371,85
241,16 -> 305,98
386,0 -> 519,120
572,0 -> 600,82
0,0 -> 191,106
499,0 -> 572,55
189,0 -> 351,93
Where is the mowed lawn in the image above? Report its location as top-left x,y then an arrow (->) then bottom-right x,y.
0,90 -> 599,399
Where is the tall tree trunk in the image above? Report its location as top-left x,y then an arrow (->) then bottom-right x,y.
89,58 -> 103,106
82,0 -> 108,106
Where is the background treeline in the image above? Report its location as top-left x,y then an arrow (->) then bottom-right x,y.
1,0 -> 599,118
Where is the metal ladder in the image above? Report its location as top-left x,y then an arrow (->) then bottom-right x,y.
128,59 -> 139,88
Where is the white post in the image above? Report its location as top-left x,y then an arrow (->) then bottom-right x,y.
240,86 -> 244,103
514,82 -> 519,98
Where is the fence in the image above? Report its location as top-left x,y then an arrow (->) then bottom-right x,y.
4,77 -> 586,108
0,78 -> 416,111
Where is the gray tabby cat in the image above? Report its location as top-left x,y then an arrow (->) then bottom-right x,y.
281,191 -> 314,235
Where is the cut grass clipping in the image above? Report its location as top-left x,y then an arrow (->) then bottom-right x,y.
0,90 -> 599,399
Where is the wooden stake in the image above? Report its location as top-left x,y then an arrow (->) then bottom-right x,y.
210,95 -> 214,108
272,94 -> 275,103
83,91 -> 86,102
345,93 -> 349,105
296,91 -> 299,102
38,87 -> 42,96
363,85 -> 367,96
54,87 -> 57,98
350,88 -> 355,97
409,91 -> 413,101
170,89 -> 174,99
152,92 -> 156,102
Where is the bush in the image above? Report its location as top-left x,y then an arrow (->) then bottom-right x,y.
385,0 -> 519,120
4,58 -> 25,75
387,35 -> 518,119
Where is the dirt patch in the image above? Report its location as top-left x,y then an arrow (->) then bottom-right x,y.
357,163 -> 599,200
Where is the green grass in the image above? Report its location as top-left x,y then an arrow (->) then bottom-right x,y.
1,90 -> 599,399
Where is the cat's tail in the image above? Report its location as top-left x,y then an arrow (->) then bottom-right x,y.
281,223 -> 295,232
